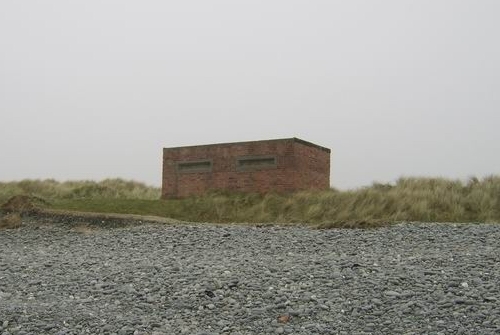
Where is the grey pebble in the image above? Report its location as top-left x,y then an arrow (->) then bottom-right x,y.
384,290 -> 402,297
0,221 -> 499,334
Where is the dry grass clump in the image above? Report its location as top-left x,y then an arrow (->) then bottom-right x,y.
0,194 -> 42,213
0,178 -> 160,203
72,223 -> 99,235
0,213 -> 22,229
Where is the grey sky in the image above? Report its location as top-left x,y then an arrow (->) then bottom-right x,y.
1,0 -> 499,190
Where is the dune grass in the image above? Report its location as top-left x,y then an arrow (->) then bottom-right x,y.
0,178 -> 160,204
1,176 -> 499,227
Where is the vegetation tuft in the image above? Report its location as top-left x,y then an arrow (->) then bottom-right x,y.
0,176 -> 499,227
0,213 -> 22,230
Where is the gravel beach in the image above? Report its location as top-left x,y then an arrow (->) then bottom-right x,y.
1,220 -> 499,335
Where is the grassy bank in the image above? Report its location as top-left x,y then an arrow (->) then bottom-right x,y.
0,178 -> 160,204
1,176 -> 499,227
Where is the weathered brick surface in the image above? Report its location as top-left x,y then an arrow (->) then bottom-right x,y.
162,138 -> 330,198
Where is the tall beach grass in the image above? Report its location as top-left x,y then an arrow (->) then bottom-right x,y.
1,176 -> 499,227
0,178 -> 160,204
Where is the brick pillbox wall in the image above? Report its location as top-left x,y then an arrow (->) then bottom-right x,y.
162,138 -> 330,198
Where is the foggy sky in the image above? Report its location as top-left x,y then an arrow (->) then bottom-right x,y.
1,0 -> 499,190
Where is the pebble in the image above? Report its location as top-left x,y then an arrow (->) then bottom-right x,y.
0,221 -> 499,334
384,290 -> 402,297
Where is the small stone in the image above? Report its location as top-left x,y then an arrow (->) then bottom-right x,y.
228,280 -> 239,289
275,327 -> 284,334
44,324 -> 56,331
384,290 -> 402,297
365,323 -> 376,330
207,303 -> 215,310
119,326 -> 136,335
226,298 -> 237,305
102,325 -> 114,332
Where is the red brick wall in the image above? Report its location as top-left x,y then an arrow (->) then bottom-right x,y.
162,138 -> 330,198
292,139 -> 330,190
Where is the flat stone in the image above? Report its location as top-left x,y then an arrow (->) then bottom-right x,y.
384,290 -> 402,297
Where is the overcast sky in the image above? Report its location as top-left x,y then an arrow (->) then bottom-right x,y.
1,0 -> 499,190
